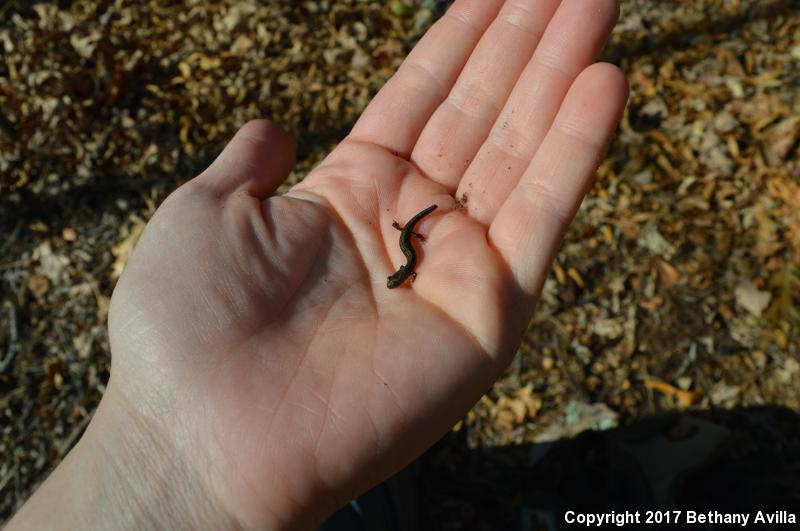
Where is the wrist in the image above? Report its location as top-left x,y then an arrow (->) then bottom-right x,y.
91,381 -> 246,530
8,380 -> 244,531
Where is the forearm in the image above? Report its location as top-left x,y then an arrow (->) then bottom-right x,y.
6,384 -> 243,531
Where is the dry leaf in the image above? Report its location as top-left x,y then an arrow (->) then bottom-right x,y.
70,33 -> 100,59
645,379 -> 704,407
654,257 -> 681,287
762,117 -> 800,166
734,280 -> 771,317
61,227 -> 77,242
111,216 -> 147,279
27,274 -> 50,298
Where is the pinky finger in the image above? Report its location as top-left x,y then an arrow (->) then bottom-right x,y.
488,63 -> 628,298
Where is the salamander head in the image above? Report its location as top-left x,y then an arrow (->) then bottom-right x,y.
387,270 -> 405,289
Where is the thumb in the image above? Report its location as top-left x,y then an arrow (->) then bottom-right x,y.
196,119 -> 296,199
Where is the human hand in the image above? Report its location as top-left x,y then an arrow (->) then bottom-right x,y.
9,1 -> 628,529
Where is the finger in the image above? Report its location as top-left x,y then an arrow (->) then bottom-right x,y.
348,0 -> 504,158
488,64 -> 628,297
196,119 -> 296,199
458,0 -> 620,225
411,0 -> 562,191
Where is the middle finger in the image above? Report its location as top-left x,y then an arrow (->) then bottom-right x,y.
458,0 -> 620,225
410,0 -> 563,191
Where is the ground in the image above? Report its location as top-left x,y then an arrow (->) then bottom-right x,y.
1,0 -> 799,525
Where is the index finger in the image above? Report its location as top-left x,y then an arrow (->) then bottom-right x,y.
348,0 -> 504,157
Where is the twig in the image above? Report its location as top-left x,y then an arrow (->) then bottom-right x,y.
0,222 -> 21,257
0,260 -> 25,272
673,342 -> 697,379
0,466 -> 14,495
57,411 -> 94,457
0,301 -> 18,373
0,111 -> 15,142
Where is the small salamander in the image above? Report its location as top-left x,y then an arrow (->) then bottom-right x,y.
387,204 -> 438,289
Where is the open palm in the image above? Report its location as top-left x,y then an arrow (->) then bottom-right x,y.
108,0 -> 627,528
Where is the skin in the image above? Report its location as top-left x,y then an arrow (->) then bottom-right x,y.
7,0 -> 628,530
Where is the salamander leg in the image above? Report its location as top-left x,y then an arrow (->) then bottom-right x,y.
392,222 -> 425,241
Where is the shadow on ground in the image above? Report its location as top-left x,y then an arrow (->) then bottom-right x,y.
418,407 -> 800,530
324,407 -> 800,530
